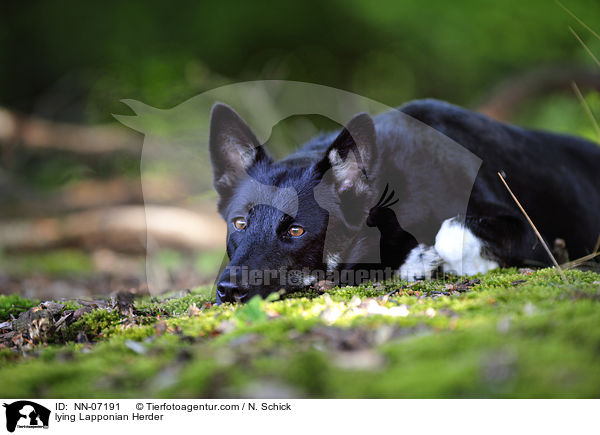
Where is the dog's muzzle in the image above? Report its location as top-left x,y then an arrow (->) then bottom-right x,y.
216,280 -> 249,304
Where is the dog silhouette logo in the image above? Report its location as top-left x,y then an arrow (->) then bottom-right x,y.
3,401 -> 50,432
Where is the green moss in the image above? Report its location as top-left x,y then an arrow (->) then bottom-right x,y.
135,287 -> 214,316
63,309 -> 121,341
1,268 -> 600,398
0,294 -> 39,321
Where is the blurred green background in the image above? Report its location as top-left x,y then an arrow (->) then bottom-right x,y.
0,0 -> 599,298
1,0 -> 599,126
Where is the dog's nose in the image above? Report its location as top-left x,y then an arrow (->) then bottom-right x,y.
216,281 -> 247,303
217,281 -> 237,300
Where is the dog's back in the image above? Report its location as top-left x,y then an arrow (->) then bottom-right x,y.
292,99 -> 600,259
397,99 -> 600,260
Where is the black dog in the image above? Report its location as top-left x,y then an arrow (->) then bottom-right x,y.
209,99 -> 600,303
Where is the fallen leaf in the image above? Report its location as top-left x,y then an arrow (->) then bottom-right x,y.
54,312 -> 73,331
320,305 -> 343,324
188,303 -> 200,317
155,321 -> 168,335
314,280 -> 335,292
216,320 -> 237,334
363,299 -> 389,316
265,308 -> 280,318
388,305 -> 410,317
349,295 -> 362,307
116,291 -> 135,316
41,302 -> 65,316
72,306 -> 93,321
455,279 -> 480,292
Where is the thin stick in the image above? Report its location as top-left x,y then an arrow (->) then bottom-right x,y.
556,0 -> 600,41
569,26 -> 600,68
571,82 -> 600,142
562,234 -> 600,270
561,251 -> 600,270
497,172 -> 568,282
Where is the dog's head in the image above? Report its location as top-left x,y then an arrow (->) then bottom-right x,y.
209,103 -> 379,303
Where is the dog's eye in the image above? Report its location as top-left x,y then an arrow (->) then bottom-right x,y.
233,217 -> 247,231
288,225 -> 305,237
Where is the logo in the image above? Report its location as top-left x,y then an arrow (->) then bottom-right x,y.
3,401 -> 50,433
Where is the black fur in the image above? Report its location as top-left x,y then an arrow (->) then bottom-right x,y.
401,100 -> 600,264
366,184 -> 418,270
209,99 -> 600,303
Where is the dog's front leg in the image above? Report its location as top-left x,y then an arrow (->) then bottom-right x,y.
397,216 -> 501,280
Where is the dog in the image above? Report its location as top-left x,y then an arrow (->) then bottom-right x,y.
209,99 -> 600,303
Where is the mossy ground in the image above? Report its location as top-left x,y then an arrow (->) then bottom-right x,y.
1,268 -> 600,398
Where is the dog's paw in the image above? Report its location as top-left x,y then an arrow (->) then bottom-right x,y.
397,244 -> 442,281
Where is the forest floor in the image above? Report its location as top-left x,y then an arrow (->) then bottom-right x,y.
1,267 -> 600,398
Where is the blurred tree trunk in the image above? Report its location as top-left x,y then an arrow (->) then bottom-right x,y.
0,205 -> 225,253
0,107 -> 141,154
478,66 -> 600,120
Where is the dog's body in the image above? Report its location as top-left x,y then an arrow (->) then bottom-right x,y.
210,99 -> 600,303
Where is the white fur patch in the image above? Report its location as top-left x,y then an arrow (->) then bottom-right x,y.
434,218 -> 499,276
303,275 -> 317,286
398,244 -> 442,281
397,218 -> 499,280
326,252 -> 341,272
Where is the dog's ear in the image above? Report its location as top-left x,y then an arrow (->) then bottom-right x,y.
315,113 -> 378,227
209,103 -> 271,199
315,112 -> 378,195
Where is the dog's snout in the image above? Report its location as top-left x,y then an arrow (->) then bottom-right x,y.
216,280 -> 248,303
217,280 -> 237,297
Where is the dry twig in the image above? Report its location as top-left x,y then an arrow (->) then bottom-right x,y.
561,252 -> 600,270
562,234 -> 600,270
497,172 -> 568,283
